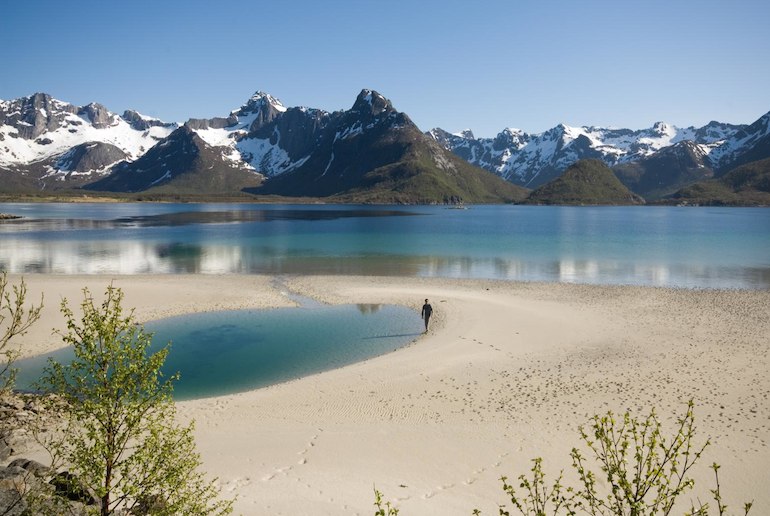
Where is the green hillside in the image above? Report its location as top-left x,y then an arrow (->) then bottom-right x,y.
671,158 -> 770,206
523,159 -> 645,205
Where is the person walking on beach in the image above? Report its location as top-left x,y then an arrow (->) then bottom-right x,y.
421,298 -> 433,332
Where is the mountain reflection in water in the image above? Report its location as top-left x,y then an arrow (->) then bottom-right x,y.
0,208 -> 421,232
0,203 -> 768,289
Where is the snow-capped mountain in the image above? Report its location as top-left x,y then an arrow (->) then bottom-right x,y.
428,115 -> 769,189
706,112 -> 770,171
0,93 -> 176,182
187,91 -> 329,178
1,89 -> 768,202
80,89 -> 525,203
252,89 -> 424,197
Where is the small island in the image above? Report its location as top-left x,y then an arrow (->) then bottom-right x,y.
0,213 -> 22,220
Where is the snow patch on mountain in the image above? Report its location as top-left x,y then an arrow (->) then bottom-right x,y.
0,94 -> 176,173
188,91 -> 312,176
236,137 -> 302,176
0,115 -> 171,167
705,113 -> 770,168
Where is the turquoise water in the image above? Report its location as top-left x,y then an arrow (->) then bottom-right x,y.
1,203 -> 769,288
14,302 -> 423,400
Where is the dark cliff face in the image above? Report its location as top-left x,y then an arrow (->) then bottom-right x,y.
77,103 -> 115,129
122,110 -> 177,131
56,142 -> 127,174
247,107 -> 334,164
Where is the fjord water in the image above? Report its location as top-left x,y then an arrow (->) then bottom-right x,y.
15,303 -> 424,400
1,203 -> 769,288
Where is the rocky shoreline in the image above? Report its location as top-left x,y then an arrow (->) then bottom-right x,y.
0,392 -> 97,515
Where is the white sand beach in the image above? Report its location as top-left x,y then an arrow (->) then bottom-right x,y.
9,274 -> 770,515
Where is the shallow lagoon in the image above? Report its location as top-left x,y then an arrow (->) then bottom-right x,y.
15,302 -> 424,400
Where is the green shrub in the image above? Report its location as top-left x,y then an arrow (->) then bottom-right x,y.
377,402 -> 753,516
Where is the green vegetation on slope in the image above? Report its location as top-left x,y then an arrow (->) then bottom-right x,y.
523,159 -> 645,205
672,157 -> 770,206
255,124 -> 528,204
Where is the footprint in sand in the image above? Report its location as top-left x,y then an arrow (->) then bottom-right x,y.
422,483 -> 456,499
224,476 -> 253,492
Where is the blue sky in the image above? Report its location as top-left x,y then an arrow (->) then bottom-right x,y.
1,0 -> 768,137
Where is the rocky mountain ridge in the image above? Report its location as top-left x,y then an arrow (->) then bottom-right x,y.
0,89 -> 524,203
1,90 -> 768,203
429,112 -> 770,194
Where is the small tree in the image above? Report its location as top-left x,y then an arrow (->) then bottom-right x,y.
497,401 -> 752,516
0,271 -> 43,393
35,285 -> 232,515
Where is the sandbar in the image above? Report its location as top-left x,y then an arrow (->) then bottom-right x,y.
8,274 -> 770,515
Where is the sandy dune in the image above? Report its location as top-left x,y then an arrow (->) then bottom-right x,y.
9,274 -> 770,515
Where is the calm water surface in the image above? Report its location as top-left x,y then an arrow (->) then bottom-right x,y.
1,203 -> 769,288
15,302 -> 423,400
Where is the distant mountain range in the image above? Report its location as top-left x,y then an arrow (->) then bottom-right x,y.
1,90 -> 768,204
429,111 -> 770,198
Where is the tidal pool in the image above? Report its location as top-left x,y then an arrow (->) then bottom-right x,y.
15,302 -> 423,400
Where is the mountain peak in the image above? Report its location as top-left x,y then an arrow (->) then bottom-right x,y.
352,89 -> 393,116
250,90 -> 284,106
652,121 -> 675,135
77,102 -> 115,129
237,91 -> 287,116
229,90 -> 288,132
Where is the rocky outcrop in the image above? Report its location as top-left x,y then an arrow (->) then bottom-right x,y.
122,110 -> 177,131
76,103 -> 115,129
184,114 -> 238,131
237,91 -> 286,132
0,463 -> 96,515
0,393 -> 94,515
0,93 -> 78,139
